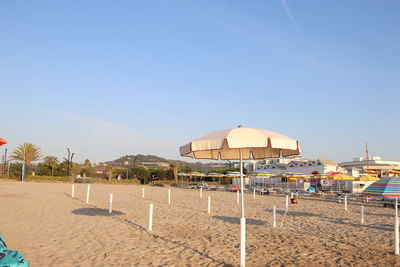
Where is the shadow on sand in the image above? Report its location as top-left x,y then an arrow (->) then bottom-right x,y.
72,207 -> 125,216
110,216 -> 231,266
212,216 -> 266,226
264,209 -> 392,232
265,209 -> 317,217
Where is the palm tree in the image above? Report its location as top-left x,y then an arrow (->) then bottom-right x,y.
10,143 -> 42,169
169,162 -> 179,182
43,156 -> 59,176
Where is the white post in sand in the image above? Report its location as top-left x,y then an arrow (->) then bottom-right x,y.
253,188 -> 255,199
396,198 -> 398,218
240,217 -> 246,266
109,193 -> 113,214
361,206 -> 364,224
273,206 -> 276,228
395,216 -> 399,255
285,195 -> 289,212
148,203 -> 153,231
208,196 -> 211,214
237,190 -> 239,204
71,184 -> 75,198
86,184 -> 91,204
200,188 -> 203,199
344,196 -> 348,211
168,188 -> 171,205
290,192 -> 294,199
142,188 -> 145,198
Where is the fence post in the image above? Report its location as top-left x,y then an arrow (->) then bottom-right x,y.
148,203 -> 154,231
109,193 -> 113,214
86,184 -> 91,204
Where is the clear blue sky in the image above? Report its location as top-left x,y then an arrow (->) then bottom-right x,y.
1,0 -> 399,163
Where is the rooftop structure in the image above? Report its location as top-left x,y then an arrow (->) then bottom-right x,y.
253,157 -> 337,175
339,156 -> 400,177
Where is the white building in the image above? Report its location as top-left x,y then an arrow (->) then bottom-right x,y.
253,157 -> 337,175
339,156 -> 400,177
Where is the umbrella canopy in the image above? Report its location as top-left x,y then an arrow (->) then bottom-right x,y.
207,172 -> 226,178
0,137 -> 7,146
329,174 -> 354,180
312,174 -> 331,179
311,171 -> 320,175
281,173 -> 309,178
364,170 -> 379,175
385,170 -> 400,175
326,171 -> 339,175
363,178 -> 400,198
226,172 -> 243,178
355,175 -> 380,181
180,127 -> 300,160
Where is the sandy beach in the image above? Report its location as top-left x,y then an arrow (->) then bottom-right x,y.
0,181 -> 399,266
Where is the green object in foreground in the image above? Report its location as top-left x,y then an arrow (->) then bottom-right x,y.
0,235 -> 29,267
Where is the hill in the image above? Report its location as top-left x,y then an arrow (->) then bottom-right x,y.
102,154 -> 231,173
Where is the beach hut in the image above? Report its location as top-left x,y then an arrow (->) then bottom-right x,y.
180,126 -> 301,267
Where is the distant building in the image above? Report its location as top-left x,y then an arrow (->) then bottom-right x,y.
253,157 -> 337,175
339,156 -> 400,177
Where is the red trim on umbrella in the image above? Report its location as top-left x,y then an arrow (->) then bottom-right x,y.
0,137 -> 7,146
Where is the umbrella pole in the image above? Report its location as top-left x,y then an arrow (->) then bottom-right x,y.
239,148 -> 246,267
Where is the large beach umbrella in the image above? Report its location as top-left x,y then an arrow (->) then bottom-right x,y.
0,137 -> 7,146
329,174 -> 354,180
362,178 -> 400,198
180,126 -> 300,266
355,175 -> 380,181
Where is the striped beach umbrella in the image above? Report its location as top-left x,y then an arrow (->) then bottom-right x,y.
362,178 -> 400,198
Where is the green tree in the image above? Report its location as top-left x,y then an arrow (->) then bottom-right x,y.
129,166 -> 149,183
83,159 -> 92,167
80,167 -> 93,177
178,164 -> 193,173
10,143 -> 42,174
169,162 -> 179,181
43,156 -> 59,176
105,164 -> 113,181
151,168 -> 168,180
